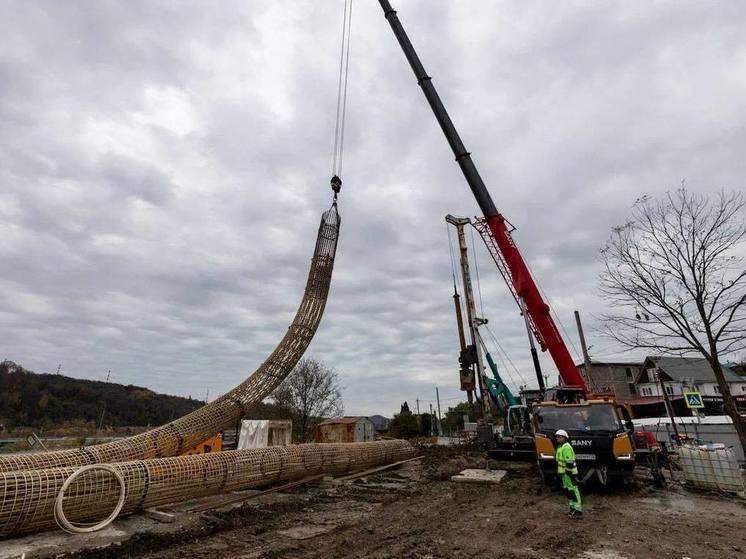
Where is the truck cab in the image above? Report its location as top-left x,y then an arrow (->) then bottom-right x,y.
532,399 -> 635,485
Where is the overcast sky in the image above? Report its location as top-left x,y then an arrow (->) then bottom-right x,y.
2,1 -> 745,417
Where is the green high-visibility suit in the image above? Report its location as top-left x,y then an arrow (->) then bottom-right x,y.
556,441 -> 582,513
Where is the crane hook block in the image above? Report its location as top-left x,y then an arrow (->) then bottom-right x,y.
330,175 -> 342,194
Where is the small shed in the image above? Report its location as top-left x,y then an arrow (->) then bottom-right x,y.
316,416 -> 375,443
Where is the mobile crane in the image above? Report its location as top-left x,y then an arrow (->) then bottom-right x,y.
379,1 -> 636,485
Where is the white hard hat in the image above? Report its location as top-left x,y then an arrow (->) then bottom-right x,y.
555,429 -> 569,438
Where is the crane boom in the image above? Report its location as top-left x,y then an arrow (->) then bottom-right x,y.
379,0 -> 587,391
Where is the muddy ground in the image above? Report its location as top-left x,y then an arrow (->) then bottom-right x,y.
66,447 -> 745,559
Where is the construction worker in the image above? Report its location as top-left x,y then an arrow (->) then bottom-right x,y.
555,429 -> 582,519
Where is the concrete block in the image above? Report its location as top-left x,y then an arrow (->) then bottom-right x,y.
450,469 -> 506,484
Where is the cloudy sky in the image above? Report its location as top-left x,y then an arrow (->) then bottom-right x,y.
2,1 -> 745,417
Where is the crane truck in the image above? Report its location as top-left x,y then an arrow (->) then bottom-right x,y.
379,0 -> 636,485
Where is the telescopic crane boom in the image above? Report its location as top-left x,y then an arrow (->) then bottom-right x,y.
378,0 -> 586,391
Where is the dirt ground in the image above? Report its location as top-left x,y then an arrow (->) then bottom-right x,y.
66,447 -> 745,559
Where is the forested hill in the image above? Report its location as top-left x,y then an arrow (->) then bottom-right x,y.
0,361 -> 204,428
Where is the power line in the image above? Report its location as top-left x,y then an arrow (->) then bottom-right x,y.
446,221 -> 459,291
483,324 -> 530,389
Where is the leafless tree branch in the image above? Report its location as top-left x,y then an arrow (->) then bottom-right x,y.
598,188 -> 746,458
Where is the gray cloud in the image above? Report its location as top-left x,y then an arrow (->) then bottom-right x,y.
1,1 -> 745,417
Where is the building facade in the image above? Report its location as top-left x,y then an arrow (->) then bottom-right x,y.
576,360 -> 643,400
634,356 -> 746,416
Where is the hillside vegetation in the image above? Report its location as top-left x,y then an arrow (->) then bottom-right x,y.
0,361 -> 203,429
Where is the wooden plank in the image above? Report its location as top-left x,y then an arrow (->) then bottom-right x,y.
332,456 -> 424,483
187,474 -> 325,513
143,508 -> 176,523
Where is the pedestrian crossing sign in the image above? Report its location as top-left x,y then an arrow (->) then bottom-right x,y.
684,391 -> 704,409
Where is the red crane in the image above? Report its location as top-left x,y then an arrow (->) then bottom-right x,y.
378,0 -> 587,392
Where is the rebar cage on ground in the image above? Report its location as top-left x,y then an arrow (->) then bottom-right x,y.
0,440 -> 416,537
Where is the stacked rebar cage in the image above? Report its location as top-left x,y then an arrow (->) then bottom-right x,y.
0,440 -> 415,536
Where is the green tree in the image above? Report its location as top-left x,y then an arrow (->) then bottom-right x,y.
442,401 -> 473,435
388,412 -> 419,439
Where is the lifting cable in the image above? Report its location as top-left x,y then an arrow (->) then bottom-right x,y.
484,323 -> 530,390
469,225 -> 486,320
445,222 -> 459,294
330,0 -> 354,201
467,225 -> 524,390
446,222 -> 470,337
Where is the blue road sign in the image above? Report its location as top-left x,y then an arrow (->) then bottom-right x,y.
684,391 -> 704,409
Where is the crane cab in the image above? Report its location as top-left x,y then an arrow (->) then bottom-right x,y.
532,399 -> 635,485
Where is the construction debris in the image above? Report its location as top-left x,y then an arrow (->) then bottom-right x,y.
332,455 -> 423,483
450,468 -> 507,484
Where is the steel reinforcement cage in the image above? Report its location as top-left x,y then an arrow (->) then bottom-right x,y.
0,204 -> 340,474
0,440 -> 415,537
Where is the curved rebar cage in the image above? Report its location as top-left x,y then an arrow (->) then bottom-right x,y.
0,205 -> 341,473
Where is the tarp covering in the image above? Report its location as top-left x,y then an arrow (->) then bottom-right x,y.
238,420 -> 270,449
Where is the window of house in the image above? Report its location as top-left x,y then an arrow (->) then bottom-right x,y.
628,383 -> 636,395
625,367 -> 632,379
742,386 -> 746,393
665,385 -> 673,395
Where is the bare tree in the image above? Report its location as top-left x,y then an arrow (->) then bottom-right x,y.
272,358 -> 344,442
599,188 -> 746,459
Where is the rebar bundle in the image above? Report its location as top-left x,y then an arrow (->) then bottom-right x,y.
0,205 -> 341,474
0,440 -> 415,537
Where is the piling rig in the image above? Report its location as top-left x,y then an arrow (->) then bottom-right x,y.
380,0 -> 636,485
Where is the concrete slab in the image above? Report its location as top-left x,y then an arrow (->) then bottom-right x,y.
450,469 -> 507,484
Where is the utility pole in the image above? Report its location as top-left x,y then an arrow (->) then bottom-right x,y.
416,399 -> 420,415
429,403 -> 434,437
446,215 -> 489,418
98,370 -> 111,432
435,386 -> 442,436
574,310 -> 594,391
655,368 -> 680,443
56,364 -> 61,375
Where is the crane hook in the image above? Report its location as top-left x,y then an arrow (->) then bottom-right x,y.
330,175 -> 342,202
